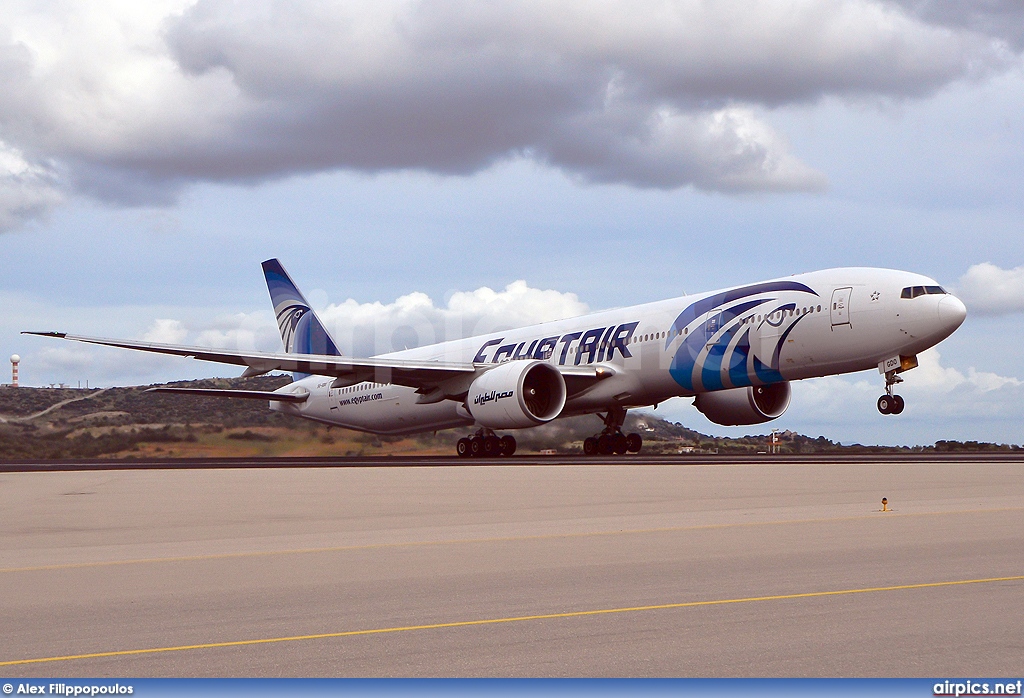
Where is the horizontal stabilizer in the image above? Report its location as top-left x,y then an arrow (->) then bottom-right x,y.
145,387 -> 309,403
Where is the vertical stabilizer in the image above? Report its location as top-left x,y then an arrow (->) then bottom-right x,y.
262,259 -> 342,358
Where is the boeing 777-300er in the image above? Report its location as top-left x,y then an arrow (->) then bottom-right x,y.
26,259 -> 967,457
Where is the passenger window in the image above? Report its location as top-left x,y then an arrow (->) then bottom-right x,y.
817,305 -> 821,312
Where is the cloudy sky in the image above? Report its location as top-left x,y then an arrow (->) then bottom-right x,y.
2,0 -> 1023,446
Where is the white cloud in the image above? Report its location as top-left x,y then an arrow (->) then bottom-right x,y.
142,318 -> 188,344
955,262 -> 1024,315
318,280 -> 590,356
888,345 -> 1015,395
192,312 -> 279,352
0,0 -> 1019,228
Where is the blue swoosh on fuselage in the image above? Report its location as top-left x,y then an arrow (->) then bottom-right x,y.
668,281 -> 819,392
667,280 -> 818,342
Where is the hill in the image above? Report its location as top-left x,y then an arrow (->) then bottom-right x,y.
1,376 -> 1019,459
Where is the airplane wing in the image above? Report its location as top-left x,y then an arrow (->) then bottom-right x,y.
23,332 -> 609,396
23,332 -> 477,389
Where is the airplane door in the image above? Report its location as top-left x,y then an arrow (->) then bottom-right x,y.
831,287 -> 852,327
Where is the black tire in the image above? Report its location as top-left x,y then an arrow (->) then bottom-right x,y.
597,434 -> 613,455
470,436 -> 484,457
892,395 -> 905,414
500,435 -> 517,456
456,437 -> 471,458
625,433 -> 642,453
483,435 -> 501,457
612,432 -> 628,455
877,395 -> 892,414
583,437 -> 598,456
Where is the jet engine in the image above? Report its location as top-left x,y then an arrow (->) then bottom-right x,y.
693,382 -> 791,426
466,360 -> 567,429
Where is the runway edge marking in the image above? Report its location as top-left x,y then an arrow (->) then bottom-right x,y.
3,575 -> 1023,667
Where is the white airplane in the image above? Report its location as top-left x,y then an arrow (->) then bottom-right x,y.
27,259 -> 966,457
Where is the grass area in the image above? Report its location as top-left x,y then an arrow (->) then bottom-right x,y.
113,426 -> 454,459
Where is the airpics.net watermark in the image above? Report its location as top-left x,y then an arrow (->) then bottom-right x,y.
2,685 -> 132,696
934,680 -> 1023,697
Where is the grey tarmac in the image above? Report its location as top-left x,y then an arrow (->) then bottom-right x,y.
0,457 -> 1021,677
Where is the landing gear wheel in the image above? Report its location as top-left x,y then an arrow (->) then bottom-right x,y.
483,435 -> 501,457
456,437 -> 471,458
583,437 -> 598,456
500,435 -> 517,456
878,369 -> 906,416
877,395 -> 893,415
612,432 -> 628,455
625,433 -> 642,453
470,436 -> 484,457
597,433 -> 613,455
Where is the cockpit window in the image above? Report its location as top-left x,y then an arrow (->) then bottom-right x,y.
901,285 -> 947,298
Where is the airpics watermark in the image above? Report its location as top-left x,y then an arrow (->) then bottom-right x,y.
934,680 -> 1023,696
2,685 -> 132,696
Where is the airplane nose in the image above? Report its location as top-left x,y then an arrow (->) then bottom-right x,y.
939,295 -> 967,331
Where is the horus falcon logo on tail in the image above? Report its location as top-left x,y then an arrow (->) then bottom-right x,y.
261,259 -> 342,367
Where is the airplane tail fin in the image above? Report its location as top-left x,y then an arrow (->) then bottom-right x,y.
262,259 -> 343,357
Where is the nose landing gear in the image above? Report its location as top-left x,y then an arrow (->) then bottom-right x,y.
582,407 -> 643,456
456,429 -> 517,458
877,370 -> 905,415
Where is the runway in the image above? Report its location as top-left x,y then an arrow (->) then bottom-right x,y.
1,458 -> 1021,676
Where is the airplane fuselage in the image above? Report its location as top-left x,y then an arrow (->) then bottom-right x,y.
277,267 -> 967,434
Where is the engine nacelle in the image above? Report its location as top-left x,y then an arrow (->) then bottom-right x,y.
693,382 -> 791,426
466,360 -> 567,429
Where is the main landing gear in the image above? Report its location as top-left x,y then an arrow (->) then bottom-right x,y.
456,428 -> 517,458
877,370 -> 905,415
583,407 -> 642,456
